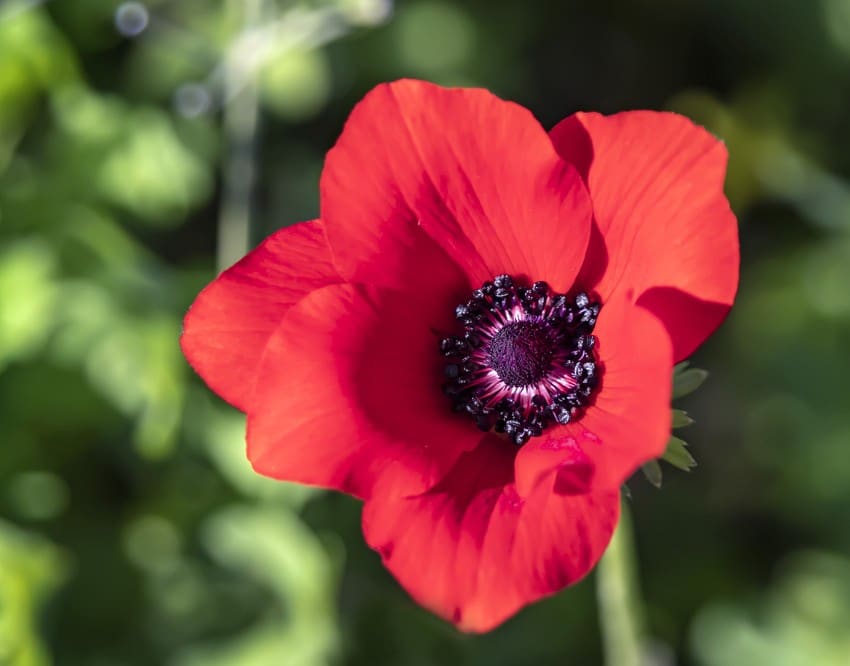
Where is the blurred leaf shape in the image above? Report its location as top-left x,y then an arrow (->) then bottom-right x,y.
51,85 -> 213,224
0,520 -> 68,666
51,86 -> 126,143
0,3 -> 79,169
691,551 -> 850,666
6,472 -> 69,522
196,397 -> 316,504
51,280 -> 186,458
172,505 -> 339,666
94,109 -> 212,222
0,240 -> 57,372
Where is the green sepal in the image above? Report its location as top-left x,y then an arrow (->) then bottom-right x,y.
672,368 -> 709,398
662,436 -> 697,471
673,360 -> 691,374
640,363 -> 705,487
641,459 -> 663,488
672,409 -> 694,428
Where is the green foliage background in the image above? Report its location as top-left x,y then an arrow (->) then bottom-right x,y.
1,0 -> 850,664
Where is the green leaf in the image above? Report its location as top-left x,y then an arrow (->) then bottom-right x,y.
673,360 -> 691,375
673,368 -> 709,398
641,460 -> 663,488
176,506 -> 340,666
672,409 -> 695,428
663,436 -> 697,471
0,520 -> 69,666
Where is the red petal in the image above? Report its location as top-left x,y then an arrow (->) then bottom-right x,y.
247,283 -> 479,499
516,295 -> 672,493
363,435 -> 619,632
180,220 -> 339,411
321,79 -> 592,293
572,297 -> 673,489
514,432 -> 596,497
550,111 -> 739,360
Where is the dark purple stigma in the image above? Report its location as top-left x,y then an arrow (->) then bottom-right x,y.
439,274 -> 601,446
488,320 -> 556,387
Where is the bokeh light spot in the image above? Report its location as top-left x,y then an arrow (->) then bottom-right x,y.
259,49 -> 331,121
115,2 -> 149,38
174,82 -> 212,118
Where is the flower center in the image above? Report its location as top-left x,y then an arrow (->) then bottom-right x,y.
439,275 -> 601,446
488,320 -> 556,387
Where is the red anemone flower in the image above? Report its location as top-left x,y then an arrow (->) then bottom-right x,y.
181,80 -> 738,632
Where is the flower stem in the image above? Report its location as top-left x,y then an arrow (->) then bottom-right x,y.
596,499 -> 646,666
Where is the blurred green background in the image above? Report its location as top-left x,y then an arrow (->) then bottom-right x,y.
1,0 -> 850,664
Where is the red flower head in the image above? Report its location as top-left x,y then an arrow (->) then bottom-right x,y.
181,80 -> 738,632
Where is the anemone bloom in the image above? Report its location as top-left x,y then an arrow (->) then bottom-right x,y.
181,80 -> 738,632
